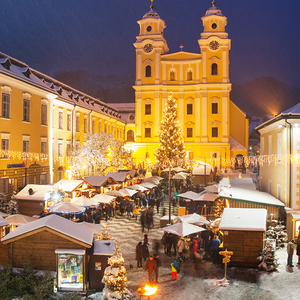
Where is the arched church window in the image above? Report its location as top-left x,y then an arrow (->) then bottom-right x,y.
145,65 -> 151,77
211,63 -> 218,75
170,71 -> 175,81
187,70 -> 193,81
127,130 -> 135,142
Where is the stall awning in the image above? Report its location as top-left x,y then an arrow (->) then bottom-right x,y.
55,249 -> 86,255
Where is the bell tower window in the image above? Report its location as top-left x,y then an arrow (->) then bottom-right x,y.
187,70 -> 193,81
170,71 -> 175,81
145,65 -> 151,77
211,63 -> 218,75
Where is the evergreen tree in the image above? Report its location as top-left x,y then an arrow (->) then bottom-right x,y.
214,198 -> 224,218
155,93 -> 186,168
266,220 -> 288,249
102,242 -> 131,300
257,240 -> 278,272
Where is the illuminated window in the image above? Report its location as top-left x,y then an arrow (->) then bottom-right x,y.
23,98 -> 30,122
145,104 -> 151,115
211,63 -> 218,75
145,65 -> 151,77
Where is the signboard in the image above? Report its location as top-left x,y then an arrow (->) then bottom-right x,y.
95,262 -> 101,270
7,164 -> 24,169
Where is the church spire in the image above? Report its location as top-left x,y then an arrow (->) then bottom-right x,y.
150,0 -> 154,10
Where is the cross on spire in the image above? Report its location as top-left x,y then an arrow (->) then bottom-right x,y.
150,0 -> 154,10
212,1 -> 216,7
179,44 -> 184,51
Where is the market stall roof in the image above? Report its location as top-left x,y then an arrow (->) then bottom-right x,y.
192,164 -> 213,175
92,194 -> 116,204
5,214 -> 36,226
0,216 -> 9,227
177,191 -> 200,200
70,196 -> 99,207
219,187 -> 285,207
118,169 -> 138,178
172,172 -> 189,180
93,239 -> 116,255
127,184 -> 148,191
162,167 -> 186,172
219,208 -> 267,231
0,211 -> 8,218
105,172 -> 129,182
1,214 -> 94,246
105,190 -> 127,197
54,179 -> 86,193
161,222 -> 206,237
204,185 -> 218,194
78,222 -> 102,235
140,181 -> 156,189
143,176 -> 162,184
119,188 -> 138,197
194,193 -> 218,202
48,201 -> 85,213
85,175 -> 118,187
218,177 -> 256,191
15,184 -> 52,201
178,213 -> 209,225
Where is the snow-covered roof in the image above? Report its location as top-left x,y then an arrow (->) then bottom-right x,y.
143,6 -> 160,19
1,214 -> 93,246
230,136 -> 247,151
219,187 -> 285,207
0,216 -> 9,227
219,208 -> 267,231
218,178 -> 256,191
15,184 -> 52,201
54,179 -> 84,192
93,240 -> 116,255
192,165 -> 212,175
86,176 -> 116,187
177,191 -> 200,200
282,103 -> 300,114
105,172 -> 128,182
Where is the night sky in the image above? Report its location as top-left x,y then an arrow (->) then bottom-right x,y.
0,0 -> 299,89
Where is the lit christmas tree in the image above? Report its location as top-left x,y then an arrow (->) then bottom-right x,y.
257,240 -> 278,272
214,198 -> 224,218
155,92 -> 186,167
266,219 -> 288,249
102,242 -> 131,300
98,223 -> 113,241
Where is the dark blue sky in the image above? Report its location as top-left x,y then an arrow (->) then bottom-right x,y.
0,0 -> 299,88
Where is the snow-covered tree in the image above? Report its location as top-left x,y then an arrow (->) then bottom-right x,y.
102,242 -> 131,300
98,223 -> 113,241
0,193 -> 18,214
257,240 -> 278,272
155,92 -> 186,168
214,198 -> 224,218
266,220 -> 288,249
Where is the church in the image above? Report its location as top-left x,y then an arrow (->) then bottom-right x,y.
130,1 -> 248,168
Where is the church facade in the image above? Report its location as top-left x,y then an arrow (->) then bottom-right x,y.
131,1 -> 248,168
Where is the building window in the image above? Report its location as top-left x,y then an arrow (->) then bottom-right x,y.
76,116 -> 80,132
104,123 -> 107,133
145,104 -> 151,115
212,103 -> 218,114
23,98 -> 30,122
127,130 -> 134,142
2,93 -> 10,118
41,104 -> 47,125
92,120 -> 95,134
0,178 -> 9,194
145,128 -> 151,138
67,114 -> 71,131
58,111 -> 63,129
187,103 -> 193,115
268,180 -> 272,194
187,128 -> 193,138
98,120 -> 102,132
268,135 -> 272,155
277,184 -> 281,200
84,118 -> 87,133
41,141 -> 47,155
1,139 -> 9,158
170,71 -> 175,81
40,173 -> 47,185
187,70 -> 193,81
145,65 -> 151,77
66,143 -> 71,156
212,127 -> 218,137
211,63 -> 218,75
58,142 -> 63,157
23,140 -> 29,153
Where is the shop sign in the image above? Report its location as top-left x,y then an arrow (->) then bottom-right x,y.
95,262 -> 101,270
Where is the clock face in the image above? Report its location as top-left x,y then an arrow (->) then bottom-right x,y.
143,43 -> 153,53
209,40 -> 219,50
146,25 -> 152,32
212,23 -> 217,29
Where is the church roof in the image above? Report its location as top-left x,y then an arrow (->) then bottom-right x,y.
143,2 -> 160,19
205,1 -> 223,17
161,51 -> 201,61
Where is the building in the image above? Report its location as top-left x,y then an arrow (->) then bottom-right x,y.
131,1 -> 248,167
256,103 -> 300,239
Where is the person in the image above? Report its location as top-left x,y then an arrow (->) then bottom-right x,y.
287,239 -> 295,267
136,242 -> 143,268
142,242 -> 150,266
140,210 -> 146,233
112,201 -> 116,218
211,235 -> 221,264
297,240 -> 300,265
155,198 -> 160,213
133,205 -> 139,220
177,237 -> 185,258
153,253 -> 161,283
144,233 -> 149,246
145,256 -> 157,283
192,239 -> 199,262
171,259 -> 179,281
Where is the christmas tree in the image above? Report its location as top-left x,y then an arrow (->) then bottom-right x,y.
102,242 -> 131,300
98,223 -> 113,241
214,198 -> 224,218
266,219 -> 288,249
155,92 -> 186,168
257,240 -> 278,272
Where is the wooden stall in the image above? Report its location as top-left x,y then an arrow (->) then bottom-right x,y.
219,208 -> 267,267
286,210 -> 300,240
56,179 -> 96,199
15,184 -> 51,216
85,176 -> 119,194
1,214 -> 94,292
219,187 -> 285,220
0,216 -> 9,265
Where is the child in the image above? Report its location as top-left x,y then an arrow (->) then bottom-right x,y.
133,205 -> 139,220
171,259 -> 179,281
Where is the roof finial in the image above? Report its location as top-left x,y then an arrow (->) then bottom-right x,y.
179,44 -> 184,51
150,0 -> 154,10
212,0 -> 216,7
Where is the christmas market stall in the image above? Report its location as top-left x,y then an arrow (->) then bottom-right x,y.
219,208 -> 267,267
105,172 -> 132,188
192,164 -> 213,187
286,209 -> 300,240
0,216 -> 9,265
219,187 -> 285,220
85,175 -> 119,194
55,179 -> 96,199
0,214 -> 94,292
15,184 -> 52,216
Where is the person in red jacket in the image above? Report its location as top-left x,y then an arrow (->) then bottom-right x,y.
192,239 -> 199,263
145,256 -> 157,283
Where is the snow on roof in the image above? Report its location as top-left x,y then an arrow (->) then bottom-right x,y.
55,179 -> 84,192
15,184 -> 52,201
192,165 -> 212,175
218,178 -> 256,191
282,103 -> 300,114
1,214 -> 93,246
93,240 -> 116,255
177,191 -> 200,200
204,2 -> 223,16
219,208 -> 267,231
105,172 -> 128,182
219,187 -> 285,207
86,176 -> 110,187
0,216 -> 9,227
230,136 -> 247,151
